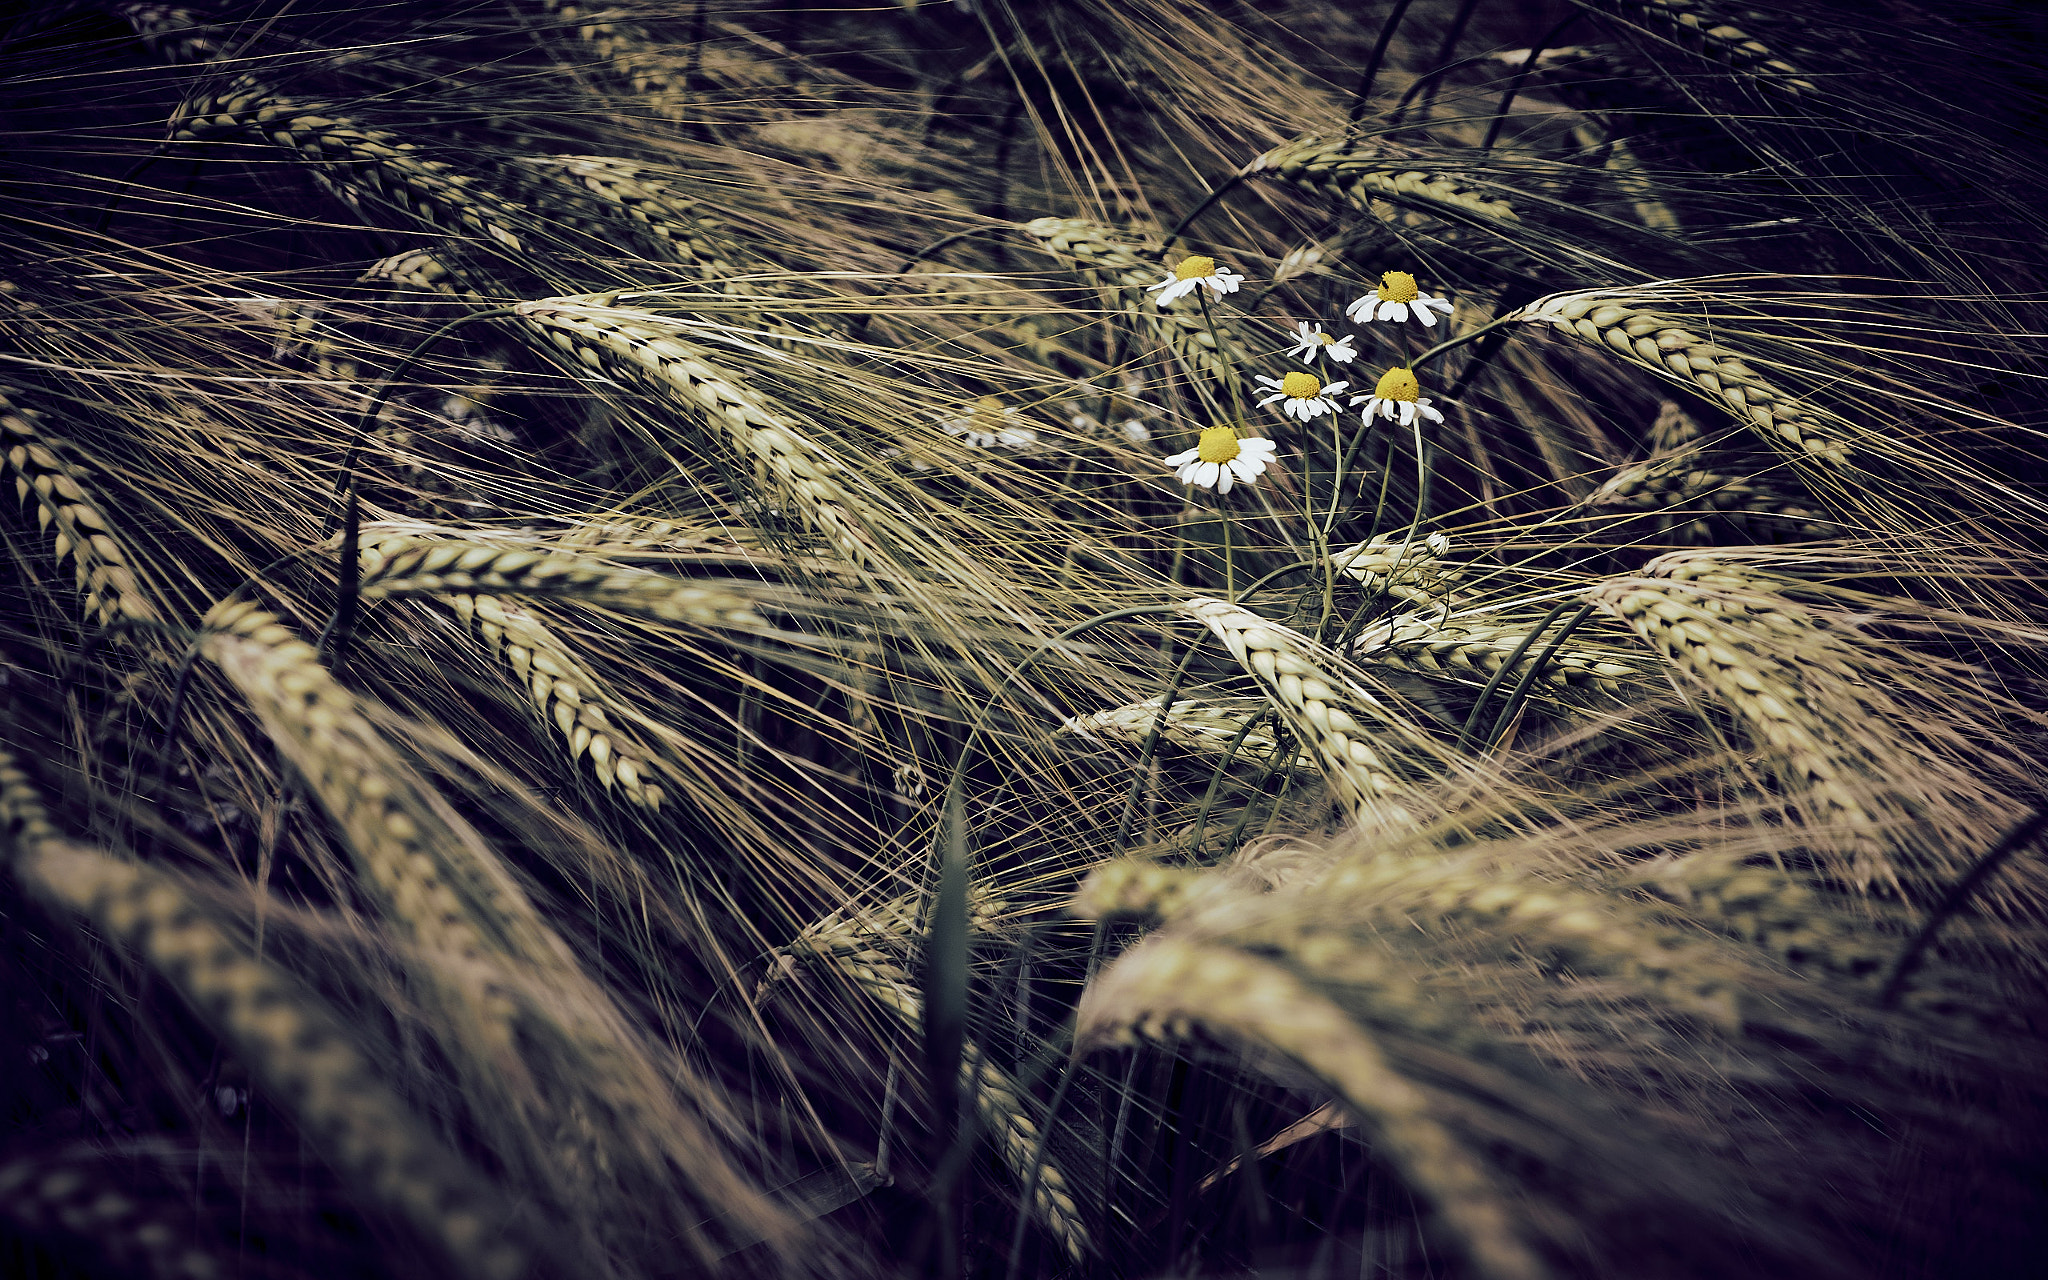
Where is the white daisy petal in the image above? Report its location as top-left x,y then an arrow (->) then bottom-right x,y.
1215,468 -> 1235,494
1165,446 -> 1200,466
1413,305 -> 1440,328
1195,460 -> 1221,487
1327,336 -> 1358,363
1323,381 -> 1350,398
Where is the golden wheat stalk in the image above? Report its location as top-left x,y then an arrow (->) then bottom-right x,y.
0,1142 -> 222,1280
356,531 -> 770,628
1076,934 -> 1549,1280
0,752 -> 530,1280
1,387 -> 159,627
196,600 -> 795,1265
1179,598 -> 1433,825
446,591 -> 664,808
1513,289 -> 1851,461
1327,530 -> 1462,610
170,75 -> 532,259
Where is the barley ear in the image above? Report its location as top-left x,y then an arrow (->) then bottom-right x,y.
1514,290 -> 1851,461
0,751 -> 531,1280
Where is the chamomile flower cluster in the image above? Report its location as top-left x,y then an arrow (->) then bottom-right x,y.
1143,254 -> 1460,495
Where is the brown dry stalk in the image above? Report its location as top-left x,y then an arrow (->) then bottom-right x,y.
0,750 -> 529,1280
1076,935 -> 1550,1280
1,387 -> 159,627
512,298 -> 889,564
1514,290 -> 1851,461
779,894 -> 1091,1262
1179,598 -> 1433,825
1018,218 -> 1237,386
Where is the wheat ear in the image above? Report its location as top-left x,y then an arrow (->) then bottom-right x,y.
1249,136 -> 1519,224
1327,530 -> 1462,610
357,532 -> 768,628
198,600 -> 796,1264
0,752 -> 529,1280
1352,611 -> 1640,693
1061,693 -> 1305,772
512,297 -> 891,564
1514,290 -> 1851,461
1594,0 -> 1818,94
1076,935 -> 1549,1280
1179,598 -> 1432,825
0,1142 -> 222,1280
449,592 -> 663,808
171,75 -> 531,259
1,387 -> 159,627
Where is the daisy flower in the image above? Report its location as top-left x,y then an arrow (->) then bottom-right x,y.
1284,321 -> 1358,365
1345,270 -> 1455,327
1255,370 -> 1350,422
1352,366 -> 1447,427
1164,426 -> 1278,494
1146,254 -> 1246,308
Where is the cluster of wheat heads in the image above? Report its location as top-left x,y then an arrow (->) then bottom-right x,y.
3,2 -> 2047,1278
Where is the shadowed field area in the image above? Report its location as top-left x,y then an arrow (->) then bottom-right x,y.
2,2 -> 2046,1278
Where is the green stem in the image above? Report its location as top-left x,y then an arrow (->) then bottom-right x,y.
1410,311 -> 1520,371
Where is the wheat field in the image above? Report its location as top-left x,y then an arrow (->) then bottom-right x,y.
2,2 -> 2045,1278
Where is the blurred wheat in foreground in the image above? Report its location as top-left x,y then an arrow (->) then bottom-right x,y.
2,2 -> 2045,1278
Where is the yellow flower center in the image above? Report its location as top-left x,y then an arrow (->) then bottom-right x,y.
1377,271 -> 1420,303
1196,426 -> 1242,464
1281,371 -> 1321,399
1373,366 -> 1420,401
1315,331 -> 1338,345
1174,255 -> 1216,282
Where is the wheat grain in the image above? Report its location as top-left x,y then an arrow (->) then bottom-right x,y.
357,532 -> 768,628
1070,858 -> 1214,926
1077,934 -> 1549,1280
171,76 -> 532,262
0,1142 -> 222,1280
1593,0 -> 1819,94
1327,530 -> 1462,609
1061,692 -> 1305,770
1515,290 -> 1851,461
